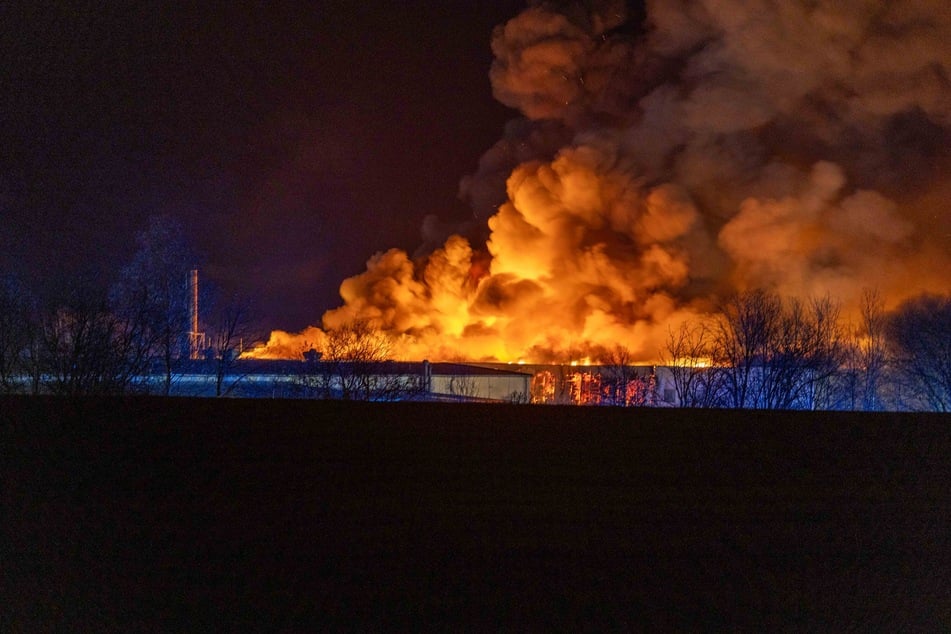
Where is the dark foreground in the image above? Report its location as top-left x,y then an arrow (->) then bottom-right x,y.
3,396 -> 949,631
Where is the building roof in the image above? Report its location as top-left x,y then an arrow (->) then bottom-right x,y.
178,359 -> 532,377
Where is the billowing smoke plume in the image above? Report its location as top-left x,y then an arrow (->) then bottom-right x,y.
251,0 -> 951,362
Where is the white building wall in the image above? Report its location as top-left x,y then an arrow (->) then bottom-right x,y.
430,374 -> 531,401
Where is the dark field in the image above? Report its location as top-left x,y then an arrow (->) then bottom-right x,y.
3,396 -> 950,631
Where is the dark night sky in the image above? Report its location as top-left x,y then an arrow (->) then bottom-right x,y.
0,1 -> 526,330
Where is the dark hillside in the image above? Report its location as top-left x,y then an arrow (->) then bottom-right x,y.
3,396 -> 950,630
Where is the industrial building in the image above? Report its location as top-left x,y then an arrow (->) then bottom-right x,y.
154,358 -> 684,406
160,359 -> 534,402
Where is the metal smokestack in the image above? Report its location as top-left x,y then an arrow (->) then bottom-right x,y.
187,268 -> 204,359
189,269 -> 199,334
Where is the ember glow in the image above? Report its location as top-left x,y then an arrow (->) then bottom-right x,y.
249,0 -> 951,363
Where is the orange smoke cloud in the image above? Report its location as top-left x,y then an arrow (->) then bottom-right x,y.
248,0 -> 951,363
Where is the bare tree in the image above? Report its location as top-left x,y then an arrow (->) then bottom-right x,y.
712,290 -> 783,408
858,289 -> 889,410
886,293 -> 951,412
711,290 -> 845,409
0,275 -> 34,393
316,320 -> 421,401
837,289 -> 889,410
601,345 -> 638,406
111,215 -> 194,394
506,389 -> 532,404
37,285 -> 144,396
662,321 -> 721,407
761,295 -> 844,410
205,294 -> 257,397
447,374 -> 480,399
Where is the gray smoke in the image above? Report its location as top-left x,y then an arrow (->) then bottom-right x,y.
251,0 -> 951,362
474,0 -> 951,303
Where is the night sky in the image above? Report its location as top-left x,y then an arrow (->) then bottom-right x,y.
1,1 -> 527,330
5,1 -> 948,353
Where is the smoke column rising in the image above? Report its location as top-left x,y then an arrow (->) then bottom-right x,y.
251,0 -> 951,362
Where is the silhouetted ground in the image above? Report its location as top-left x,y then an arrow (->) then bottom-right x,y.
3,396 -> 950,631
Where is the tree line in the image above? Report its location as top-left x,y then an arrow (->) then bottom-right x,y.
293,289 -> 951,411
0,216 -> 256,397
294,320 -> 427,401
663,289 -> 951,412
2,217 -> 948,410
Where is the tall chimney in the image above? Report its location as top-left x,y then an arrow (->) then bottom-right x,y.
187,268 -> 202,359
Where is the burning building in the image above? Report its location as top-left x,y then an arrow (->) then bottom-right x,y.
249,0 -> 951,366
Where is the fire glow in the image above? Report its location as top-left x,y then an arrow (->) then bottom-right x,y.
248,1 -> 951,364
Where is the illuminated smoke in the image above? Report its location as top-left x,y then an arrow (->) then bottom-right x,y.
250,0 -> 951,362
